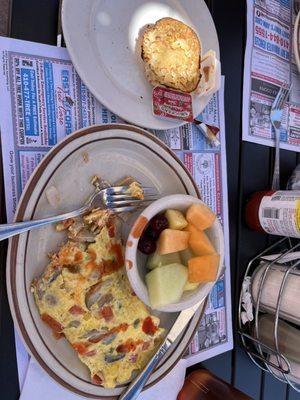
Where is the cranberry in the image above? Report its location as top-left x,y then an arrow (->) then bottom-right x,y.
144,226 -> 159,240
138,236 -> 156,255
150,214 -> 168,235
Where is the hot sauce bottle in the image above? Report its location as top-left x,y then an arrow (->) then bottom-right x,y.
245,190 -> 300,238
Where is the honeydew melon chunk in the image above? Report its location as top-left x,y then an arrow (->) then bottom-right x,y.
145,263 -> 188,308
180,247 -> 194,266
183,281 -> 200,291
165,209 -> 188,230
147,250 -> 181,269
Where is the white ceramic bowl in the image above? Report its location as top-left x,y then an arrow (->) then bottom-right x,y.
125,194 -> 224,312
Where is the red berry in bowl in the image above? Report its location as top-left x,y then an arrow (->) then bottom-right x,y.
138,236 -> 156,255
150,214 -> 168,235
144,226 -> 159,240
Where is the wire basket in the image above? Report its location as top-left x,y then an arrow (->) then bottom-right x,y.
238,237 -> 300,392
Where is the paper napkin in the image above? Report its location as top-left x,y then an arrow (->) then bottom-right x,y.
20,357 -> 187,400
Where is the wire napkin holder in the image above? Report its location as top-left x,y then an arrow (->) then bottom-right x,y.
238,237 -> 300,392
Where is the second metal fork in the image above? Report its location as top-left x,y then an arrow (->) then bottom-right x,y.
270,83 -> 291,190
0,185 -> 158,241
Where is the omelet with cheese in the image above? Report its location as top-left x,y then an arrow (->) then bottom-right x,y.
141,18 -> 201,93
32,208 -> 164,388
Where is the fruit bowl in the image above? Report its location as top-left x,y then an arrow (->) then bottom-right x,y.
125,194 -> 224,312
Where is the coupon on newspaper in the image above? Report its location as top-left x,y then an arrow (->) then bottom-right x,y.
0,36 -> 232,387
243,0 -> 300,151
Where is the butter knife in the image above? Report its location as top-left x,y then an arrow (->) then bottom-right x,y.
119,299 -> 204,400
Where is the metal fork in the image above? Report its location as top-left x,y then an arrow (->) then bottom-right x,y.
270,83 -> 291,190
0,186 -> 158,241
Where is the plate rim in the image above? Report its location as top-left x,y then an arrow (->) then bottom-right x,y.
6,123 -> 205,398
61,0 -> 220,130
293,10 -> 300,73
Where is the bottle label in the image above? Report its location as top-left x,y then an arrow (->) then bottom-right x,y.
258,190 -> 300,238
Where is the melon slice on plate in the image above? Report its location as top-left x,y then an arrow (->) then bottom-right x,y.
157,229 -> 190,255
184,224 -> 215,256
147,250 -> 181,269
188,254 -> 220,283
145,263 -> 188,308
186,203 -> 216,230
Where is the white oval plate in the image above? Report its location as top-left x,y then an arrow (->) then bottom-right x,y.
62,0 -> 220,130
7,124 -> 206,398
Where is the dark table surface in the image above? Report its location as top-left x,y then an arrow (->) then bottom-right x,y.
1,1 -> 300,399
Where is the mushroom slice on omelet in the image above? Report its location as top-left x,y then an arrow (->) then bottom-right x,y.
32,207 -> 164,388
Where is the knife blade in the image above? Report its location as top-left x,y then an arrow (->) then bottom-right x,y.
167,299 -> 204,343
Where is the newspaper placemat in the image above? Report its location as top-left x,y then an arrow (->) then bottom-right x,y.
0,36 -> 232,389
243,0 -> 300,152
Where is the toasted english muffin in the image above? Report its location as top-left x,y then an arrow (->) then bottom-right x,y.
141,18 -> 201,93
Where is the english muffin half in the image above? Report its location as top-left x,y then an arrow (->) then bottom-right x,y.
141,18 -> 201,93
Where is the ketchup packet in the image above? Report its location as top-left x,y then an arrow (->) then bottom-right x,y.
152,86 -> 194,122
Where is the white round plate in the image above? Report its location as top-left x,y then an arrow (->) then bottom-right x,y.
7,124 -> 206,398
62,0 -> 220,130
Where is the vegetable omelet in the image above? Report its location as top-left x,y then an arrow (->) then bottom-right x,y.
32,208 -> 164,388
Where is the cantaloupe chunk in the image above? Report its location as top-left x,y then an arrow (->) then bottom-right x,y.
184,224 -> 216,256
165,209 -> 188,230
186,203 -> 216,230
188,254 -> 220,283
157,229 -> 190,255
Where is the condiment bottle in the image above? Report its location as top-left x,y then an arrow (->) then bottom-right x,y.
245,190 -> 300,238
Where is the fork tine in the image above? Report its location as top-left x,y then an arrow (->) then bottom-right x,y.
278,87 -> 291,109
104,186 -> 158,196
108,201 -> 154,213
276,88 -> 288,109
272,87 -> 284,109
272,88 -> 285,110
272,84 -> 291,111
104,186 -> 127,195
106,198 -> 157,208
106,194 -> 158,201
110,205 -> 136,213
